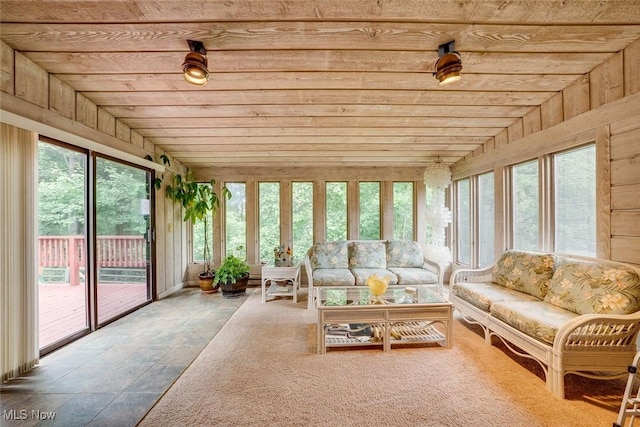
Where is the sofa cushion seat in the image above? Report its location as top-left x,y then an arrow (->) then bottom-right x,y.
388,267 -> 438,285
312,268 -> 355,286
350,268 -> 398,286
490,301 -> 579,345
452,281 -> 540,312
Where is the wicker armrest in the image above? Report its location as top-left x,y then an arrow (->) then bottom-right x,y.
449,265 -> 495,286
554,312 -> 640,351
422,257 -> 442,276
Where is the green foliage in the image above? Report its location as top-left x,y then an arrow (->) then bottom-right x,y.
326,182 -> 347,240
393,182 -> 414,240
38,143 -> 149,237
213,249 -> 250,285
225,183 -> 247,258
259,182 -> 280,261
359,182 -> 380,240
292,182 -> 313,257
165,173 -> 231,275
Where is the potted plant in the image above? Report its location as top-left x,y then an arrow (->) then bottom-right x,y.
165,173 -> 231,293
213,247 -> 250,297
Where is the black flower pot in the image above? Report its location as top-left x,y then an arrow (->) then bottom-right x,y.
219,272 -> 250,298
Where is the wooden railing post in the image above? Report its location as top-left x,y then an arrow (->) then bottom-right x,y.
69,236 -> 80,286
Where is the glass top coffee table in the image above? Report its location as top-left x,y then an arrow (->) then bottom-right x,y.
316,285 -> 453,353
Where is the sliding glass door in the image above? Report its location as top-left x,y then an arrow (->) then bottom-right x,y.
95,157 -> 152,325
38,141 -> 89,350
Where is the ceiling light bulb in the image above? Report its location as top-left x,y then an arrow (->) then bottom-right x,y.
434,42 -> 462,86
182,51 -> 209,85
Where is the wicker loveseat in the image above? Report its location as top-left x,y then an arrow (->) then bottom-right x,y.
304,240 -> 443,309
450,249 -> 640,398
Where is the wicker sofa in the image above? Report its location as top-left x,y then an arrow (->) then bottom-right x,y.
450,249 -> 640,398
304,240 -> 443,309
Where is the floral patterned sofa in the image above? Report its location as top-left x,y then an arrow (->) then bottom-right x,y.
304,240 -> 443,309
450,249 -> 640,398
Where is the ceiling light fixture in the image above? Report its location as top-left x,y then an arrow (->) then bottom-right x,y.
182,40 -> 209,85
433,40 -> 462,86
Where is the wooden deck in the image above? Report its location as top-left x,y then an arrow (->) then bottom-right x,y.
39,282 -> 149,349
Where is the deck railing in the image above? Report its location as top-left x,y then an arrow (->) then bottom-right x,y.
38,236 -> 147,285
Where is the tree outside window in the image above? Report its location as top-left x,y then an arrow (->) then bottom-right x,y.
359,182 -> 380,240
393,182 -> 414,240
326,182 -> 347,241
512,160 -> 539,251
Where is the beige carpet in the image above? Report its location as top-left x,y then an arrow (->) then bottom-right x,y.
139,289 -> 629,427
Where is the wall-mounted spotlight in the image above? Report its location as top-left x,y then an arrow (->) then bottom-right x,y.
182,40 -> 209,85
433,40 -> 462,86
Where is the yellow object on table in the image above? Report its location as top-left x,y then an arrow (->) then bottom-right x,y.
366,274 -> 390,304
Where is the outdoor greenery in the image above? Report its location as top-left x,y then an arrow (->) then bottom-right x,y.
38,142 -> 148,237
554,145 -> 596,255
196,180 -> 416,264
359,182 -> 380,240
393,182 -> 414,240
512,160 -> 540,251
326,182 -> 347,241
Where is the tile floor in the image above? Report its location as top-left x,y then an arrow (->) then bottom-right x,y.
1,287 -> 251,426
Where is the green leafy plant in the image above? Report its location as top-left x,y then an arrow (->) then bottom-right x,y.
145,154 -> 171,189
213,247 -> 249,286
165,173 -> 231,277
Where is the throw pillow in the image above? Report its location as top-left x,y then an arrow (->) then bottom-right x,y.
544,258 -> 640,315
492,250 -> 556,299
348,241 -> 387,269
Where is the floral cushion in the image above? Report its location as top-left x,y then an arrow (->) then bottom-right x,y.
351,268 -> 397,286
543,258 -> 640,315
349,241 -> 387,269
452,281 -> 540,312
490,301 -> 578,345
386,240 -> 424,268
312,268 -> 355,286
388,267 -> 437,285
309,241 -> 349,269
492,250 -> 556,299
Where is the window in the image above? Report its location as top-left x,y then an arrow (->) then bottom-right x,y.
359,182 -> 380,240
225,182 -> 246,259
554,145 -> 596,255
477,172 -> 495,267
393,182 -> 414,240
292,182 -> 313,258
259,182 -> 280,262
326,182 -> 347,241
456,178 -> 471,265
192,183 -> 211,263
512,160 -> 539,251
95,157 -> 151,325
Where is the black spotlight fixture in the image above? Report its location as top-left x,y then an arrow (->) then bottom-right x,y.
433,40 -> 462,86
182,40 -> 209,85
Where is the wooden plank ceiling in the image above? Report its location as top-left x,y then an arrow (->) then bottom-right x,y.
2,0 -> 640,169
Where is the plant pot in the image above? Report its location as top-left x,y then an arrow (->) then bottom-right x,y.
219,272 -> 250,298
198,273 -> 218,294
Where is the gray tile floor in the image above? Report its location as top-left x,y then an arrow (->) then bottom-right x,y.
1,287 -> 251,426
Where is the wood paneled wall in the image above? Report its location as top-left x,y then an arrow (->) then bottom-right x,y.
452,39 -> 640,266
610,116 -> 640,264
